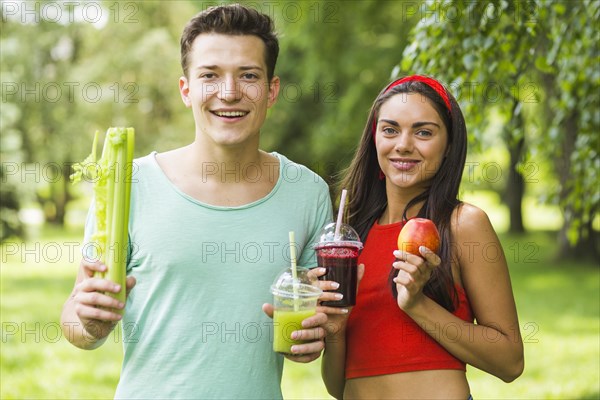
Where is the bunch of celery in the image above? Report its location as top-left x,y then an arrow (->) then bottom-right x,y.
71,127 -> 135,312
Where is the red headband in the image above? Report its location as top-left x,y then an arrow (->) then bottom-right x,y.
372,75 -> 451,138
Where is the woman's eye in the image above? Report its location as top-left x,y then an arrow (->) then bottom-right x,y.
382,127 -> 397,135
416,130 -> 432,137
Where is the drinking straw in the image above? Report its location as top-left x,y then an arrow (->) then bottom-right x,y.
289,231 -> 299,311
334,189 -> 348,241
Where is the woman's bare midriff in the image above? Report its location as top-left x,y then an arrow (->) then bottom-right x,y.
344,369 -> 470,399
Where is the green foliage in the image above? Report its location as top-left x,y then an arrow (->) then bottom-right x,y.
254,0 -> 422,184
397,0 -> 599,251
0,1 -> 195,226
537,1 -> 600,244
1,0 -> 418,220
1,0 -> 595,252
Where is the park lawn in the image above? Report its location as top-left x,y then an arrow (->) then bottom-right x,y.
0,227 -> 123,398
465,232 -> 600,399
1,228 -> 598,399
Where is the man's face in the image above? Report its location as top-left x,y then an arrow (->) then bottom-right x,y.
179,33 -> 280,148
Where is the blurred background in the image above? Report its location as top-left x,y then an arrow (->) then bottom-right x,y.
1,0 -> 598,399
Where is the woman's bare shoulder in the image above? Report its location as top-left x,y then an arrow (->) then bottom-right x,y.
451,202 -> 493,235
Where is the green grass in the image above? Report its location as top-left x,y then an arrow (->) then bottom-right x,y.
1,228 -> 598,399
1,227 -> 123,399
464,231 -> 600,399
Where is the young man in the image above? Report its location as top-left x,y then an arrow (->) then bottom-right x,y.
60,5 -> 333,398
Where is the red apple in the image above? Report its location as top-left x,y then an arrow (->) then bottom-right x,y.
397,218 -> 440,255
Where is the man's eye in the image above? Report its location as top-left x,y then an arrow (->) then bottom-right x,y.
242,73 -> 259,80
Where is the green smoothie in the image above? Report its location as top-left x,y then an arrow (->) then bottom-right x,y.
273,309 -> 316,354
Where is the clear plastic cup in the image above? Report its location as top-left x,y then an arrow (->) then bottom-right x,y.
314,222 -> 363,307
271,267 -> 322,354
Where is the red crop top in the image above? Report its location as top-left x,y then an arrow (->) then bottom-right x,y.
345,220 -> 473,380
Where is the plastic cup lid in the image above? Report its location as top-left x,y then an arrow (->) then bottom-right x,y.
313,222 -> 363,250
271,267 -> 322,298
270,283 -> 322,298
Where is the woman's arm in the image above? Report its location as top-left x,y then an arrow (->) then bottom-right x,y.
394,204 -> 524,382
321,316 -> 349,399
320,264 -> 364,399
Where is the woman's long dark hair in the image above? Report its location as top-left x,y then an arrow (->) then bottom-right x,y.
338,78 -> 467,312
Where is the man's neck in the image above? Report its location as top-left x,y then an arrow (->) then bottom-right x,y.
155,140 -> 280,207
193,133 -> 258,162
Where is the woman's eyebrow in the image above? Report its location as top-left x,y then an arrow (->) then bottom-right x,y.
379,119 -> 441,129
379,118 -> 400,127
412,121 -> 441,129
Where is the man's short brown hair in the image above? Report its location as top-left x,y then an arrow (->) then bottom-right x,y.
180,4 -> 279,81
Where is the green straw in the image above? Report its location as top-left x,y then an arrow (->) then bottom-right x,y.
289,231 -> 299,311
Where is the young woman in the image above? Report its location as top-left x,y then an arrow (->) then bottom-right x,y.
321,75 -> 524,399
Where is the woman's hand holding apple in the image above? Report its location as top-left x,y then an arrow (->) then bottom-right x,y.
393,218 -> 442,311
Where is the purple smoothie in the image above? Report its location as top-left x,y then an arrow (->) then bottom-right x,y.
316,246 -> 360,307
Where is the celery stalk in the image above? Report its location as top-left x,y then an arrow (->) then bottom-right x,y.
103,128 -> 118,287
107,127 -> 128,308
71,127 -> 135,314
122,128 -> 135,256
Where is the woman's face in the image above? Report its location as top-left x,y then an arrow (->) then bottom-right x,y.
375,92 -> 449,193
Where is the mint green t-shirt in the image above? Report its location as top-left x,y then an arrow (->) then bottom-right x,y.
85,152 -> 332,399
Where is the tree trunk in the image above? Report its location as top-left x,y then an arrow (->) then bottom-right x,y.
555,114 -> 598,261
42,166 -> 71,226
504,97 -> 525,234
55,166 -> 72,225
53,180 -> 68,226
506,136 -> 525,233
558,210 -> 599,261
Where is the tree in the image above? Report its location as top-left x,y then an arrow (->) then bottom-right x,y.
0,164 -> 21,242
0,1 -> 194,226
1,9 -> 78,225
398,0 -> 599,259
256,0 -> 422,198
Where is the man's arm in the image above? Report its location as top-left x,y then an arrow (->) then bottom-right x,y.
60,258 -> 135,350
